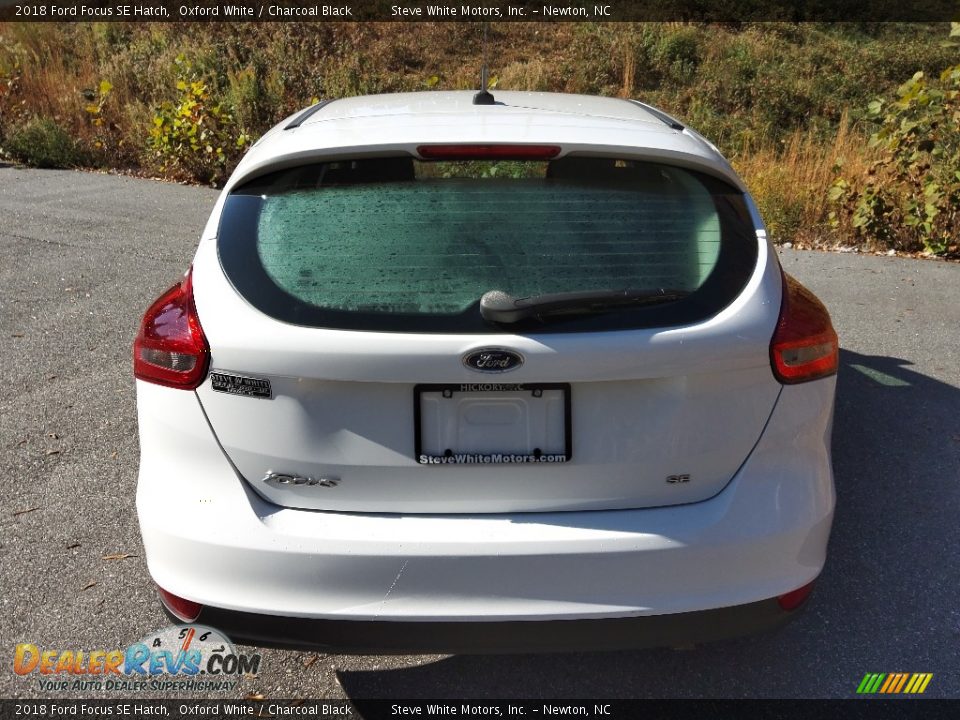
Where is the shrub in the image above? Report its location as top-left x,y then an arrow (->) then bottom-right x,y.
830,51 -> 960,255
148,55 -> 250,185
227,60 -> 280,132
655,27 -> 701,82
80,79 -> 118,158
3,116 -> 86,168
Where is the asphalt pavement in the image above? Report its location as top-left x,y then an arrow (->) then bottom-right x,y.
1,166 -> 958,701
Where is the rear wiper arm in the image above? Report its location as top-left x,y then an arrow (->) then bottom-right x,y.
479,288 -> 690,324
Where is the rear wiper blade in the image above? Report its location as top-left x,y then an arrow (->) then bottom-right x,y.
479,288 -> 690,324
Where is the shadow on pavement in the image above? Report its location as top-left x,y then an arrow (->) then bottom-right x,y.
334,350 -> 959,698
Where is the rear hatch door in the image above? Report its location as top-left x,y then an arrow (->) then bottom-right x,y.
192,153 -> 781,514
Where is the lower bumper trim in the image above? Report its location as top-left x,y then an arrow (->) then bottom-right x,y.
180,598 -> 798,654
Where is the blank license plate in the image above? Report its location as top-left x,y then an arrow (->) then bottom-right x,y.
414,383 -> 571,465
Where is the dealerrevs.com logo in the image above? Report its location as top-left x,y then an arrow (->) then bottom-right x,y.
14,625 -> 261,693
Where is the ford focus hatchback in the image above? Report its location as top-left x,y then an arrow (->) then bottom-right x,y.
134,91 -> 838,652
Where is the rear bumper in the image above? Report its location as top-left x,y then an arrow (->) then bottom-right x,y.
176,596 -> 798,654
136,377 -> 835,640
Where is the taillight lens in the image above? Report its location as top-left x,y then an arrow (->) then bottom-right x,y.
770,272 -> 838,384
777,580 -> 816,611
157,585 -> 203,623
417,144 -> 561,160
133,268 -> 209,390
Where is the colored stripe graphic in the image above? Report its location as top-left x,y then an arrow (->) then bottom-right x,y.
857,674 -> 877,694
879,675 -> 894,694
857,673 -> 933,694
893,674 -> 909,693
893,673 -> 908,693
880,674 -> 899,693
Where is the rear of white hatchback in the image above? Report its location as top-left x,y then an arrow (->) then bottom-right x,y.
134,92 -> 837,652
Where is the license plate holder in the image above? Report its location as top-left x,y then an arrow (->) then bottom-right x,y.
414,383 -> 571,465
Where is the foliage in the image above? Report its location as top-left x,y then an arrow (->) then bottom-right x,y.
148,55 -> 250,185
227,59 -> 282,133
79,79 -> 118,157
733,112 -> 875,246
1,19 -> 958,255
3,116 -> 86,168
0,40 -> 22,143
830,43 -> 960,255
83,79 -> 112,126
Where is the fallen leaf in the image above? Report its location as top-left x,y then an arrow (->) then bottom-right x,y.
46,449 -> 61,456
102,553 -> 136,561
66,542 -> 81,549
244,692 -> 266,701
302,655 -> 318,668
16,439 -> 28,446
110,451 -> 118,460
13,506 -> 40,517
81,581 -> 97,591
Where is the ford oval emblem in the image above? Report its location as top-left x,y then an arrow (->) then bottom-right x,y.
463,348 -> 524,373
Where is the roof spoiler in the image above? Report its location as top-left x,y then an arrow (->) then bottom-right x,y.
626,100 -> 685,132
284,99 -> 339,130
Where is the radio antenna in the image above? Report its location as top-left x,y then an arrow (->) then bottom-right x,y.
473,22 -> 495,105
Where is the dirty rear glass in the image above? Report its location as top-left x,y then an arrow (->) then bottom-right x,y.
218,156 -> 758,332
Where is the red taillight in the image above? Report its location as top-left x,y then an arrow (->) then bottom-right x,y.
770,272 -> 838,384
133,268 -> 209,390
417,144 -> 562,160
777,580 -> 816,611
157,586 -> 203,623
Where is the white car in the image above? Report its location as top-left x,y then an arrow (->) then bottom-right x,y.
134,91 -> 838,652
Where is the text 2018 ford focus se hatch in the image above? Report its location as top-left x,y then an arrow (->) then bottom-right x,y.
134,91 -> 838,652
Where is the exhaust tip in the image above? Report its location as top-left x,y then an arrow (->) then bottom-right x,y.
157,585 -> 203,623
777,580 -> 816,611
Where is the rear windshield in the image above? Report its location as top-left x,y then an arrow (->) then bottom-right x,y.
218,156 -> 758,333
